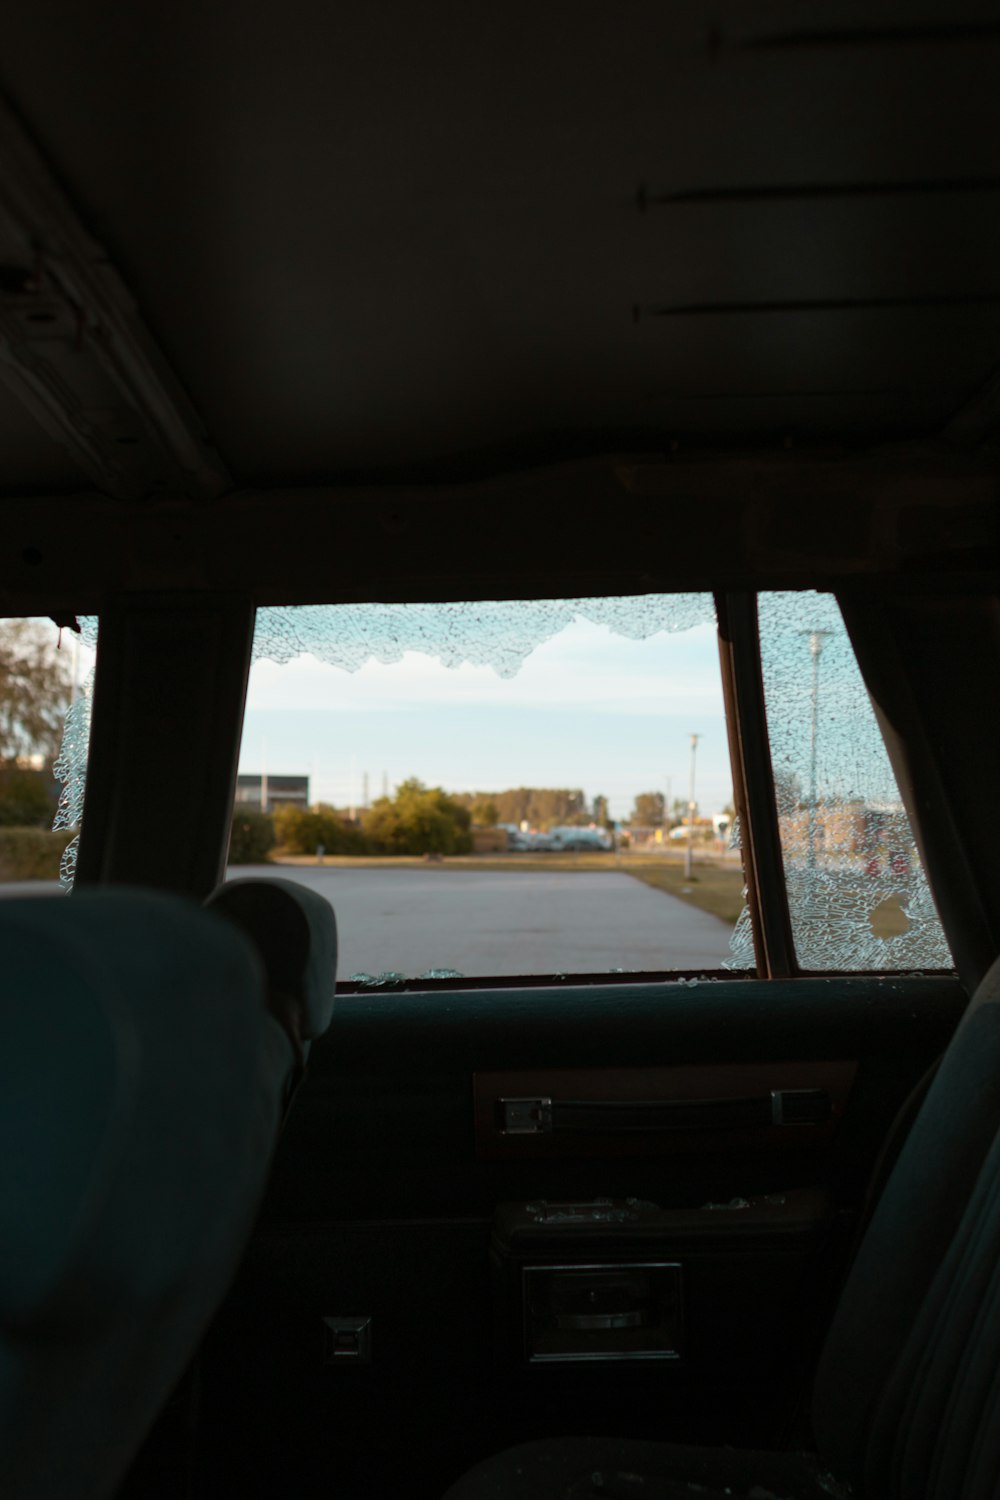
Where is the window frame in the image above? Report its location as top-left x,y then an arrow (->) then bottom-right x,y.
725,589 -> 956,981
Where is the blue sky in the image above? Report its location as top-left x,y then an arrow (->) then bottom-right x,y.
239,618 -> 733,820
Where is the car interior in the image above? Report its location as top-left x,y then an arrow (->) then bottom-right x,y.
2,4 -> 1000,1498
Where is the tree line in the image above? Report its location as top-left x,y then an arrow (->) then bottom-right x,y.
232,778 -> 474,861
461,788 -> 712,831
232,782 -> 613,861
230,778 -> 731,862
452,787 -> 599,830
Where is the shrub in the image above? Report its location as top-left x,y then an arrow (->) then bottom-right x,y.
470,797 -> 499,827
0,767 -> 55,827
0,827 -> 69,880
228,809 -> 276,863
362,779 -> 472,856
272,803 -> 369,855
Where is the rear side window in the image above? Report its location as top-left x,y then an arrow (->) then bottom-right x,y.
758,591 -> 952,971
0,616 -> 97,892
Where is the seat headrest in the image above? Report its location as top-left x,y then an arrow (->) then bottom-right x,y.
205,877 -> 337,1041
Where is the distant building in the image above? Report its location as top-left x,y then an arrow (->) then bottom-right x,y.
235,773 -> 309,814
778,799 -> 910,859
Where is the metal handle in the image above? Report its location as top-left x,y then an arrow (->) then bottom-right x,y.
499,1089 -> 830,1135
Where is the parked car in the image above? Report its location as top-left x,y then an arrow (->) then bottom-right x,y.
546,827 -> 613,852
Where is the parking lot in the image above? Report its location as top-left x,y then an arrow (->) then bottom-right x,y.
227,864 -> 734,978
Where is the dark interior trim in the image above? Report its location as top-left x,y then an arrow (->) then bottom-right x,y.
716,593 -> 795,977
75,592 -> 254,896
838,591 -> 1000,988
0,447 -> 997,613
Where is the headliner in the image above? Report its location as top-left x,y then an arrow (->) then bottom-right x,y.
2,1 -> 1000,495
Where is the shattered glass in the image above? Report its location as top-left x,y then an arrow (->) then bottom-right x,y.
758,592 -> 952,971
52,616 -> 98,890
348,968 -> 466,987
523,1199 -> 649,1225
724,814 -> 755,970
348,971 -> 409,989
727,902 -> 755,970
252,594 -> 736,979
253,595 -> 716,677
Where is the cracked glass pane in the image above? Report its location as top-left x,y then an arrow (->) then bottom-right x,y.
727,901 -> 756,971
723,814 -> 755,971
239,596 -> 747,980
758,592 -> 952,971
53,617 -> 98,890
0,616 -> 97,893
253,596 -> 716,677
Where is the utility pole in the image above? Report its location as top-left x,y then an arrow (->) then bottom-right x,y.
260,737 -> 268,815
685,735 -> 699,880
362,770 -> 370,810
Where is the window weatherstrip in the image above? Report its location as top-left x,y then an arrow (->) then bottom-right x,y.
715,593 -> 796,978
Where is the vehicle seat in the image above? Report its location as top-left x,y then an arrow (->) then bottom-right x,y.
204,875 -> 338,1098
0,888 -> 295,1500
443,952 -> 1000,1499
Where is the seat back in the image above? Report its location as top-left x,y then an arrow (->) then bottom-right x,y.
0,889 -> 294,1499
813,956 -> 1000,1496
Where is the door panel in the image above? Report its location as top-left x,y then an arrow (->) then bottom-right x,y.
196,975 -> 965,1499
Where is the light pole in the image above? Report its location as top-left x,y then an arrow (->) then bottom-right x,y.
685,734 -> 699,880
804,630 -> 833,873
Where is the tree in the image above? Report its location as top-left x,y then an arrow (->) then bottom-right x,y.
0,619 -> 74,766
273,802 -> 369,855
228,809 -> 276,863
470,797 -> 499,827
630,791 -> 664,827
592,794 -> 610,827
453,787 -> 591,831
362,778 -> 472,855
0,766 -> 54,827
490,787 -> 588,829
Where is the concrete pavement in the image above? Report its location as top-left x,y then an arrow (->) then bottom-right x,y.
227,864 -> 734,978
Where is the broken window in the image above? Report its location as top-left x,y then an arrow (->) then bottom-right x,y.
252,596 -> 717,677
52,617 -> 98,889
0,615 -> 96,892
240,596 -> 743,981
757,591 -> 952,971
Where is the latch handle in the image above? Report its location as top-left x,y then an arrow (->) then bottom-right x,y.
498,1090 -> 831,1135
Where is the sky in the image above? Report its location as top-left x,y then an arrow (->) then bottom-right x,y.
38,596 -> 901,829
238,618 -> 733,820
